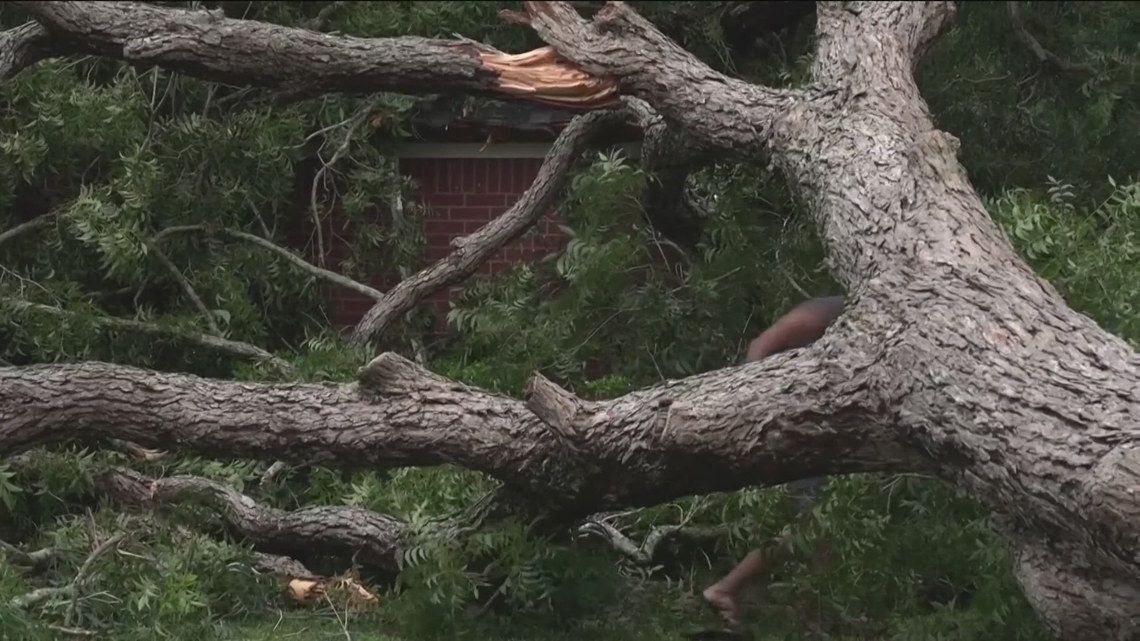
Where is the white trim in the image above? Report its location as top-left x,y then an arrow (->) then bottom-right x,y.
395,141 -> 642,160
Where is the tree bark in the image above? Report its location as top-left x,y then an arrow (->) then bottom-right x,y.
3,2 -> 1139,639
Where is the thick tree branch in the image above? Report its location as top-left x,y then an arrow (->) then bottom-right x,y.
0,347 -> 920,516
97,468 -> 405,576
512,1 -> 798,155
0,22 -> 58,81
7,3 -> 1140,638
7,2 -> 616,108
1,298 -> 294,376
10,1 -> 493,96
811,1 -> 956,96
350,109 -> 626,345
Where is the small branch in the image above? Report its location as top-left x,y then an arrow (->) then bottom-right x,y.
141,237 -> 221,336
10,531 -> 125,610
307,1 -> 347,32
308,107 -> 371,268
350,108 -> 625,345
576,513 -> 729,567
1007,2 -> 1096,76
108,438 -> 166,461
64,524 -> 124,626
153,225 -> 383,300
0,538 -> 62,568
2,298 -> 294,376
259,460 -> 291,486
577,518 -> 681,565
0,213 -> 55,247
389,191 -> 430,366
98,468 -> 406,576
624,97 -> 711,251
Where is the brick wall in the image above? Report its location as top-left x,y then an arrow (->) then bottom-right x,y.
326,155 -> 568,330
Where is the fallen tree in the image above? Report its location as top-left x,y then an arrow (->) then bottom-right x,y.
2,2 -> 1139,639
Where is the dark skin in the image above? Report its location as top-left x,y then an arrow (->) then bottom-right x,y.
743,300 -> 842,362
702,297 -> 844,629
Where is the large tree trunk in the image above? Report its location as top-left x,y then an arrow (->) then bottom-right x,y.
2,2 -> 1139,639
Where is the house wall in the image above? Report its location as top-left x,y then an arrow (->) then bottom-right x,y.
326,146 -> 569,330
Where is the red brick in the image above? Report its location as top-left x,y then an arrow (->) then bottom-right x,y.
316,154 -> 581,332
424,193 -> 466,207
462,159 -> 483,191
425,219 -> 467,235
465,193 -> 506,207
446,206 -> 494,221
446,159 -> 467,193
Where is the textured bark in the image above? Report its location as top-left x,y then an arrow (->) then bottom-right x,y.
624,97 -> 714,251
2,2 -> 1139,638
98,469 -> 404,576
0,22 -> 57,81
1,351 -> 918,514
8,1 -> 500,100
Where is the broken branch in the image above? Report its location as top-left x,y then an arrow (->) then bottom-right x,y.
0,22 -> 58,81
0,347 -> 920,518
98,468 -> 406,576
350,108 -> 626,345
9,2 -> 616,109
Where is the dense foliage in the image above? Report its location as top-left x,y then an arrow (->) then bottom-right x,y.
1,2 -> 1137,640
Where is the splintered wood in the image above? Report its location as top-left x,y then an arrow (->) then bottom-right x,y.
479,46 -> 619,108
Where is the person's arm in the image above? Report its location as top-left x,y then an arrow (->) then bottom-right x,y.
743,299 -> 843,363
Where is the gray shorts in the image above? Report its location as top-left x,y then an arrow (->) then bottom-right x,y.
786,476 -> 826,512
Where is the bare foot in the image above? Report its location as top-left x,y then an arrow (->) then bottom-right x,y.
702,585 -> 742,627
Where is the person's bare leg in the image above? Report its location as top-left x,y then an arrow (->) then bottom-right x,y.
703,478 -> 825,627
702,548 -> 771,626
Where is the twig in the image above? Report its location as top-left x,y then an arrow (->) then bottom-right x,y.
2,298 -> 294,376
141,237 -> 221,335
308,1 -> 347,31
260,460 -> 290,486
11,532 -> 125,611
308,107 -> 371,267
47,624 -> 97,638
64,529 -> 126,627
1007,2 -> 1095,75
389,191 -> 429,366
0,213 -> 55,247
153,225 -> 382,300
